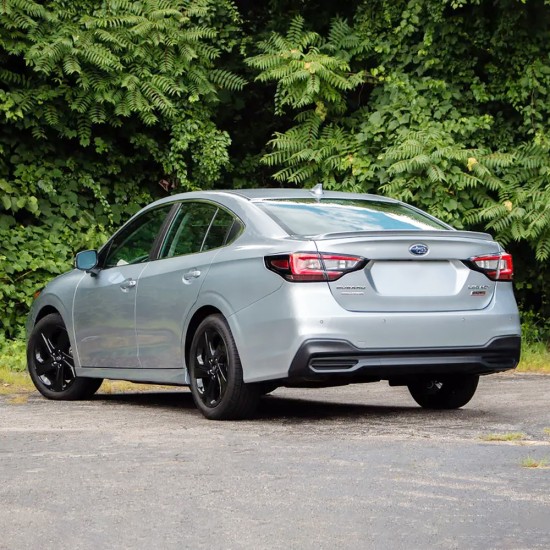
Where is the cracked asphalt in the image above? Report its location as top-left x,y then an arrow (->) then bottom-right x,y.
1,373 -> 549,550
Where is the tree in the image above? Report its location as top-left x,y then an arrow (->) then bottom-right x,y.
0,0 -> 244,338
244,0 -> 550,316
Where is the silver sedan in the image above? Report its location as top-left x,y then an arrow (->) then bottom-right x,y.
27,188 -> 521,419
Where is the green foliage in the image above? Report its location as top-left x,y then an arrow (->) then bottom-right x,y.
0,153 -> 152,339
0,0 -> 243,184
0,336 -> 26,372
246,16 -> 368,189
0,0 -> 244,341
261,112 -> 360,189
1,0 -> 550,354
246,16 -> 366,115
471,144 -> 550,261
245,0 -> 550,318
379,127 -> 513,228
520,310 -> 550,348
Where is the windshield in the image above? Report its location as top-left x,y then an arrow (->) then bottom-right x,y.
258,199 -> 449,236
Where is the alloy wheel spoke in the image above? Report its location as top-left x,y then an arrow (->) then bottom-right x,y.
216,369 -> 227,397
40,333 -> 55,354
61,353 -> 76,378
203,330 -> 215,362
217,363 -> 228,385
193,361 -> 209,378
35,359 -> 56,377
203,378 -> 219,406
211,342 -> 223,360
193,348 -> 210,378
52,363 -> 65,392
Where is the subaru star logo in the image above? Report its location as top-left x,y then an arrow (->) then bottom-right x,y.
409,243 -> 429,256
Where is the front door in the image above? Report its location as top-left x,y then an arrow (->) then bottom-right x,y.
73,204 -> 174,368
73,263 -> 147,368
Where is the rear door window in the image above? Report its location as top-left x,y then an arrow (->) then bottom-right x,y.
159,202 -> 242,259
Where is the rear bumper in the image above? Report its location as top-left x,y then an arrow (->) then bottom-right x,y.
287,336 -> 521,385
230,281 -> 520,383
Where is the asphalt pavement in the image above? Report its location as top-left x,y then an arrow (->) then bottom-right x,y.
1,373 -> 549,549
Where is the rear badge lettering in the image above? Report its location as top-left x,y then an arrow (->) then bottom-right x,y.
336,285 -> 366,296
336,285 -> 366,290
468,284 -> 489,297
409,243 -> 429,256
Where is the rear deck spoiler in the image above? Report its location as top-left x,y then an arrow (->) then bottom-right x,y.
307,229 -> 494,241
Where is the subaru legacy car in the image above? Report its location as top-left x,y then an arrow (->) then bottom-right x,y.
27,187 -> 521,419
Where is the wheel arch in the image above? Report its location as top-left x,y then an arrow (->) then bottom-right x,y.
28,290 -> 72,335
28,298 -> 77,366
35,305 -> 61,324
184,305 -> 223,368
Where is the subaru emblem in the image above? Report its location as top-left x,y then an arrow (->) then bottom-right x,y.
409,243 -> 429,256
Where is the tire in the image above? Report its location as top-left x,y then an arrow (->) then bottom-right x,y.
27,313 -> 103,400
188,314 -> 260,420
408,375 -> 479,409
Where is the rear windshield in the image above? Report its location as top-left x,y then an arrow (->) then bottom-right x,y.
258,199 -> 448,236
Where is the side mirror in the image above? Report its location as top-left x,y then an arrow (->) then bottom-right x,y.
75,250 -> 98,272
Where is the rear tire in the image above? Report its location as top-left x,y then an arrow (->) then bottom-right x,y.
408,375 -> 479,409
27,313 -> 103,400
188,314 -> 260,420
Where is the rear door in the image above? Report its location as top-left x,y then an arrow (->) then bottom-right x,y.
315,231 -> 501,312
135,201 -> 241,369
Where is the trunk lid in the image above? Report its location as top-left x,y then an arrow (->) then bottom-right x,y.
313,230 -> 501,312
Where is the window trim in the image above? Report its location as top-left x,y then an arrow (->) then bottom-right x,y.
151,199 -> 245,261
149,203 -> 181,260
199,207 -> 219,252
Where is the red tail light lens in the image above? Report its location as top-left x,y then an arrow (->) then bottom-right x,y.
470,253 -> 513,281
265,252 -> 366,282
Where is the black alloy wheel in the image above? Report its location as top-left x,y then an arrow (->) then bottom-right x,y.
27,313 -> 103,400
189,314 -> 259,420
408,375 -> 479,409
194,326 -> 229,408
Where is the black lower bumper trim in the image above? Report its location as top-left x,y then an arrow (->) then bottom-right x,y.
287,336 -> 521,383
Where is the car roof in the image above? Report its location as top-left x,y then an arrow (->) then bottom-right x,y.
168,188 -> 398,203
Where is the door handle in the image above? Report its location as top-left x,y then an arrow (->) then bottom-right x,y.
120,278 -> 137,291
183,269 -> 201,281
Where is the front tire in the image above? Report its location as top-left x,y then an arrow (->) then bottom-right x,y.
408,375 -> 479,409
189,314 -> 260,420
27,313 -> 103,400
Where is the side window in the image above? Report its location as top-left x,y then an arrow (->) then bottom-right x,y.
102,205 -> 172,268
203,208 -> 241,251
160,202 -> 242,259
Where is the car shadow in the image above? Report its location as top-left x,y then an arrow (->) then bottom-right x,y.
95,390 -> 195,410
257,395 -> 422,421
92,389 -> 478,422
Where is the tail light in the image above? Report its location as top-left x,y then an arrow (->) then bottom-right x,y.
469,253 -> 513,281
265,252 -> 366,282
